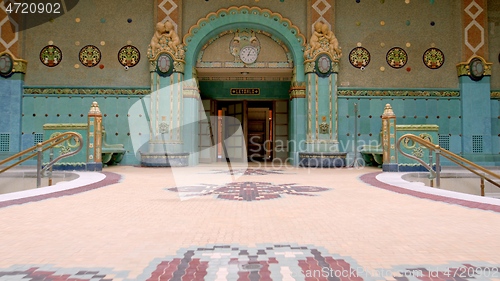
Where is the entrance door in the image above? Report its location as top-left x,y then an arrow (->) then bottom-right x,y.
198,99 -> 216,163
247,108 -> 269,160
274,100 -> 289,160
224,102 -> 246,162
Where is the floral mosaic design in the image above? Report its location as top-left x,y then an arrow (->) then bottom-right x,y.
2,245 -> 499,281
118,45 -> 140,67
386,47 -> 408,68
349,46 -> 370,68
23,87 -> 150,95
39,45 -> 62,67
79,45 -> 101,67
167,181 -> 329,201
423,47 -> 445,69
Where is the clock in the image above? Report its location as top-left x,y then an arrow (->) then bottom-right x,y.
239,45 -> 258,64
0,53 -> 13,77
156,53 -> 173,77
469,57 -> 484,81
316,54 -> 332,76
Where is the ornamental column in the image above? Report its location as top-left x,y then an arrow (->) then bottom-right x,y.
141,20 -> 189,167
298,21 -> 346,167
303,21 -> 342,153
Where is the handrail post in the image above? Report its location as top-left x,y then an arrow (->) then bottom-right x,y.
428,149 -> 433,187
36,143 -> 42,188
480,177 -> 485,196
48,147 -> 54,186
435,148 -> 441,188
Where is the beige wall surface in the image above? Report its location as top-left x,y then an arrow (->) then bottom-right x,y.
16,0 -> 499,90
335,0 -> 461,89
21,0 -> 154,87
488,0 -> 500,90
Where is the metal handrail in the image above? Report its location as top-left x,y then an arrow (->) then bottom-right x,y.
397,133 -> 500,195
0,132 -> 83,188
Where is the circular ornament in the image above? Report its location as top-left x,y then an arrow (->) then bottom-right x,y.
118,45 -> 140,67
40,45 -> 62,67
156,53 -> 173,77
0,53 -> 13,77
316,54 -> 332,76
386,47 -> 407,69
469,57 -> 485,81
79,45 -> 101,67
349,47 -> 370,68
423,47 -> 444,69
239,45 -> 258,64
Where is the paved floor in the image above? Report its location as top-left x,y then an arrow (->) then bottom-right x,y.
0,163 -> 499,281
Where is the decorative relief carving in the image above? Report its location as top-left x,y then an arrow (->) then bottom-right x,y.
304,21 -> 341,62
148,20 -> 185,61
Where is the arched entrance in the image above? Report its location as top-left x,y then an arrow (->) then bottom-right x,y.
181,6 -> 307,165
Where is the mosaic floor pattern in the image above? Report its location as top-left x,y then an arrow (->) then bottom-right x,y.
167,182 -> 329,201
1,245 -> 499,281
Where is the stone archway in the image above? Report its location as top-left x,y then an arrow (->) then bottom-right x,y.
182,6 -> 306,82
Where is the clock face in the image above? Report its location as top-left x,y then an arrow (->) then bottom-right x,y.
156,53 -> 173,77
0,53 -> 13,77
469,58 -> 484,81
239,46 -> 258,64
316,54 -> 332,76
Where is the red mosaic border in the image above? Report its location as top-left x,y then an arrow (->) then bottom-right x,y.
0,172 -> 121,209
360,172 -> 500,213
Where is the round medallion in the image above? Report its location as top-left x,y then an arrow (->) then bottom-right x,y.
156,53 -> 173,77
40,45 -> 62,67
79,45 -> 101,67
349,47 -> 370,68
0,53 -> 14,77
239,45 -> 258,64
469,57 -> 484,81
423,47 -> 444,69
118,45 -> 140,67
386,47 -> 408,69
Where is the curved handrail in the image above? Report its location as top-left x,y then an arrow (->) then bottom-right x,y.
397,133 -> 500,193
0,132 -> 83,187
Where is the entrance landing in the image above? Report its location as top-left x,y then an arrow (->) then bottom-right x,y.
0,164 -> 499,280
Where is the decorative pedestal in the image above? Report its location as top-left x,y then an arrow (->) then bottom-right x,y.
140,152 -> 189,167
298,152 -> 347,167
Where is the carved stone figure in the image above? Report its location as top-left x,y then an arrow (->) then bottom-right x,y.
148,20 -> 184,59
304,21 -> 342,60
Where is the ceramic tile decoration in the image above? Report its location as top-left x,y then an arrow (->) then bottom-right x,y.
166,181 -> 329,201
349,46 -> 370,68
118,45 -> 140,67
39,45 -> 62,67
386,47 -> 407,69
0,53 -> 13,77
79,45 -> 101,67
423,47 -> 445,69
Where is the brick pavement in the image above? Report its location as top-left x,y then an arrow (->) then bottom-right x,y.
0,164 -> 499,280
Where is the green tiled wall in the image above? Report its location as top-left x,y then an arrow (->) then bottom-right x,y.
21,94 -> 147,165
337,96 -> 462,154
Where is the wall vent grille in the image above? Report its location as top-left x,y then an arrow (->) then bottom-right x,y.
472,135 -> 483,153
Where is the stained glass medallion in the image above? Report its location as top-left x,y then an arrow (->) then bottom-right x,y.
386,47 -> 407,69
423,47 -> 444,69
156,53 -> 173,77
349,47 -> 370,68
79,45 -> 101,67
40,45 -> 62,67
118,45 -> 140,67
